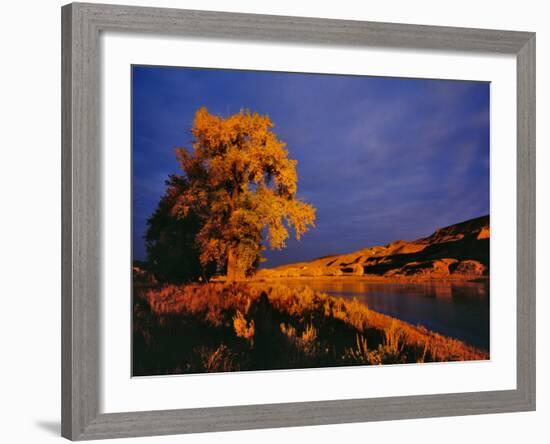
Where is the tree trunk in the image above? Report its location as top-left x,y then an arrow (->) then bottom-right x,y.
226,247 -> 239,282
226,247 -> 246,282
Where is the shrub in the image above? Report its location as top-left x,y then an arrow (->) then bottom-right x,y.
195,344 -> 239,372
233,310 -> 255,344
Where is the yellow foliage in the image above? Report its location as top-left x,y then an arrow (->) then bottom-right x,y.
233,310 -> 255,343
171,107 -> 316,280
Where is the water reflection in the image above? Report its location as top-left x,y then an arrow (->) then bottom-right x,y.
277,279 -> 490,351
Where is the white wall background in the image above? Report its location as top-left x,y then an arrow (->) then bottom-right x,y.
0,1 -> 546,443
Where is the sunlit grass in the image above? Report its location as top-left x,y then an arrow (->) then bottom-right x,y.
133,282 -> 488,375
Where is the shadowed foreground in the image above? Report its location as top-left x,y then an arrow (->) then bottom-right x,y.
133,283 -> 488,375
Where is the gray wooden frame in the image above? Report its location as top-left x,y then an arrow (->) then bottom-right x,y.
61,2 -> 536,440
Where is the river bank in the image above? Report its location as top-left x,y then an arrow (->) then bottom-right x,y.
133,282 -> 488,376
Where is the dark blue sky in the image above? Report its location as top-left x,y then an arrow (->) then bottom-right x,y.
132,66 -> 489,267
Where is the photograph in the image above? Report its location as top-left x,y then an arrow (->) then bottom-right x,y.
131,65 -> 490,376
1,1 -> 541,442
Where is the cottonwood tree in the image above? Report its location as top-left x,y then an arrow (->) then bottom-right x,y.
172,107 -> 316,281
145,175 -> 213,283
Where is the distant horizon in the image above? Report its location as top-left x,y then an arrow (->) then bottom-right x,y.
132,66 -> 490,267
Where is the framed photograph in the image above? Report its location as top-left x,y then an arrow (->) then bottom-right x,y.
61,2 -> 535,440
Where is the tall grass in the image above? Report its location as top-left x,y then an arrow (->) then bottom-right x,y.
133,282 -> 488,375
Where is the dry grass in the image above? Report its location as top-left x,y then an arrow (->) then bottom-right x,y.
133,282 -> 488,375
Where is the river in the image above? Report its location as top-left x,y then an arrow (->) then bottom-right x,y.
275,279 -> 490,351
